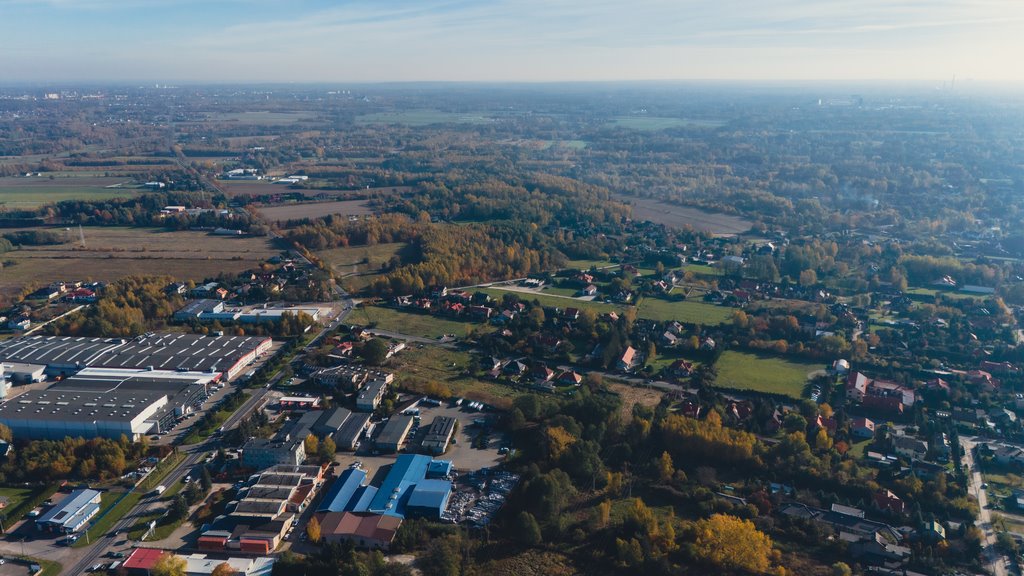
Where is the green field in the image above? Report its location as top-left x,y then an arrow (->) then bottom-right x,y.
609,116 -> 726,131
564,259 -> 617,270
636,297 -> 733,325
352,306 -> 487,339
715,351 -> 823,398
0,486 -> 34,516
0,187 -> 141,208
74,491 -> 141,547
684,263 -> 724,276
479,287 -> 732,325
355,110 -> 493,126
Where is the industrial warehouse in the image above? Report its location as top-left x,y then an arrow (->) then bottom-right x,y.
0,333 -> 272,440
311,455 -> 454,550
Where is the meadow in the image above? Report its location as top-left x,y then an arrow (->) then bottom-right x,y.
350,306 -> 485,340
714,350 -> 823,398
0,176 -> 142,208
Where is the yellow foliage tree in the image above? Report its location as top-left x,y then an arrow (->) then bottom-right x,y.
152,552 -> 187,576
693,514 -> 774,573
545,426 -> 577,461
304,434 -> 319,457
306,515 -> 322,543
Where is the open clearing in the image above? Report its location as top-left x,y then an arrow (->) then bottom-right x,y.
355,109 -> 493,126
388,346 -> 518,409
203,111 -> 316,125
351,306 -> 485,340
479,286 -> 732,325
615,194 -> 753,236
0,227 -> 277,300
609,116 -> 726,130
318,242 -> 411,290
258,200 -> 374,222
715,350 -> 822,398
0,176 -> 143,207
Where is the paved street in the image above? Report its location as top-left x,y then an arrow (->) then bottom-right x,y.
963,437 -> 1011,576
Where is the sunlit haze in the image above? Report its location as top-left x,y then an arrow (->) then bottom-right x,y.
1,0 -> 1023,83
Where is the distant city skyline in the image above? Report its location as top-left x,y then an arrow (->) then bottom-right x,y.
1,0 -> 1022,83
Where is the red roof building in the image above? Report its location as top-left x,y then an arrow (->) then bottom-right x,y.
319,512 -> 403,550
123,548 -> 167,573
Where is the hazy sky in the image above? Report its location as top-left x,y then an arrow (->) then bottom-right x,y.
1,0 -> 1022,83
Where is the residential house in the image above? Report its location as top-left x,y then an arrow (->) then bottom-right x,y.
668,359 -> 693,378
850,417 -> 876,440
618,347 -> 638,371
892,435 -> 928,461
873,489 -> 905,515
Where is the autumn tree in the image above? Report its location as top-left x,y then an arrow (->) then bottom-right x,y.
304,434 -> 319,457
152,552 -> 187,576
306,515 -> 321,544
692,514 -> 774,573
514,511 -> 542,546
211,563 -> 235,576
656,451 -> 674,483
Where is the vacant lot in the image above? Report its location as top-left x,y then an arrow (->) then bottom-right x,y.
258,200 -> 374,222
388,346 -> 519,408
319,242 -> 411,290
352,306 -> 485,340
354,109 -> 493,126
0,176 -> 142,208
615,195 -> 752,236
715,351 -> 822,398
0,227 -> 277,300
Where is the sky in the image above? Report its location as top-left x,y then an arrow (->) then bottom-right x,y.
1,0 -> 1022,83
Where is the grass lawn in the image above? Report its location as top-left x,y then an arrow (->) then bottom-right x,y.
715,351 -> 823,398
26,557 -> 62,576
0,487 -> 34,515
541,286 -> 581,297
481,287 -> 618,313
564,259 -> 616,270
684,263 -> 723,276
847,439 -> 870,460
636,297 -> 733,325
137,453 -> 186,493
351,306 -> 488,339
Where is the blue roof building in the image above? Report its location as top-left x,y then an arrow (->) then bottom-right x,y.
36,488 -> 102,533
348,485 -> 378,512
318,468 -> 367,513
406,479 -> 452,519
427,460 -> 453,479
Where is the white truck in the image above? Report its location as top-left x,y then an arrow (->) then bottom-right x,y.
152,485 -> 166,496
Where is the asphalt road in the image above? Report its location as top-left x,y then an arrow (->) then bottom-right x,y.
962,437 -> 1011,576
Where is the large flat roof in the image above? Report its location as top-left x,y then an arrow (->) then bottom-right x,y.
376,415 -> 414,446
0,388 -> 166,422
0,333 -> 269,373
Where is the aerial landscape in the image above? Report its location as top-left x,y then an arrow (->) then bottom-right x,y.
0,1 -> 1023,576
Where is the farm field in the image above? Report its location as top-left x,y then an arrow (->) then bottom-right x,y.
564,259 -> 617,270
351,306 -> 486,340
0,176 -> 143,207
614,194 -> 753,236
257,200 -> 374,222
354,109 -> 493,126
0,227 -> 277,300
609,116 -> 726,130
715,350 -> 823,398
